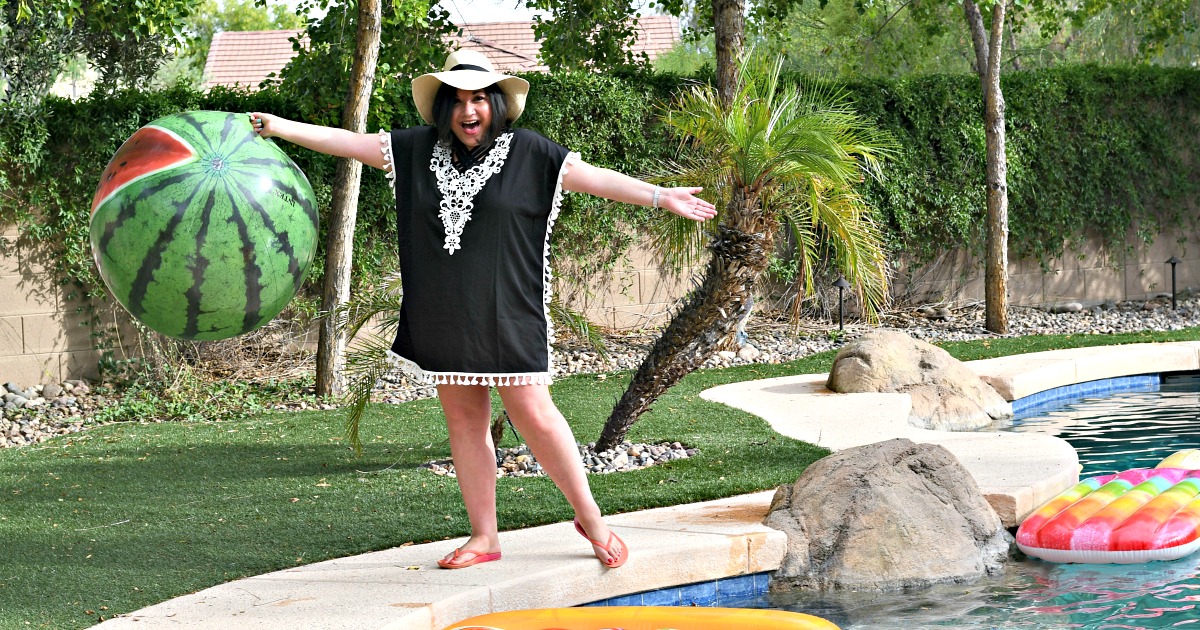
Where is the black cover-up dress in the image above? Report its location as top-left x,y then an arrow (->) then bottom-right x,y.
380,126 -> 578,386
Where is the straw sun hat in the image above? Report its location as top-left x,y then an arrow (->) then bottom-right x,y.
411,49 -> 530,125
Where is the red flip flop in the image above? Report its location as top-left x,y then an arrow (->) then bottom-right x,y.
573,518 -> 628,568
437,548 -> 502,569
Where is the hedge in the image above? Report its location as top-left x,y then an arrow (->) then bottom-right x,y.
1,64 -> 1196,319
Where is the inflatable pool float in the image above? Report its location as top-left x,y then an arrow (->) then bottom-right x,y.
443,606 -> 840,630
1017,450 -> 1200,564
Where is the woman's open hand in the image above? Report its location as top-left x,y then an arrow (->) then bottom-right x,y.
659,187 -> 717,222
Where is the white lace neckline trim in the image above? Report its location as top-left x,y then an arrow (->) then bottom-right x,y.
430,132 -> 514,255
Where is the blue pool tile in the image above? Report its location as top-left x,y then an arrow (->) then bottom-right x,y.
606,592 -> 644,607
714,575 -> 754,604
679,580 -> 718,606
582,572 -> 772,609
753,571 -> 771,593
1011,375 -> 1161,419
640,588 -> 683,606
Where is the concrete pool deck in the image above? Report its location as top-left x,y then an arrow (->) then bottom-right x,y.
96,341 -> 1200,630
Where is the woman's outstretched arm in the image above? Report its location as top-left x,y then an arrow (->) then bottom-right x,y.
248,113 -> 390,171
561,159 -> 717,222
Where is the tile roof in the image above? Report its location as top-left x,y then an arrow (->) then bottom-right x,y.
201,16 -> 680,91
202,30 -> 308,90
453,15 -> 680,72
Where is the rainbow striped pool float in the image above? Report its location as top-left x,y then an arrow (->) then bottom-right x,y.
1017,451 -> 1200,564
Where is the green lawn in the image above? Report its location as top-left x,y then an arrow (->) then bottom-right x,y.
2,327 -> 1199,628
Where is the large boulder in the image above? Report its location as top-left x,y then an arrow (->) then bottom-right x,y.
826,330 -> 1010,430
765,438 -> 1013,592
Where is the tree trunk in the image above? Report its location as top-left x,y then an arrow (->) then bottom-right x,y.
315,0 -> 382,397
963,0 -> 1009,334
712,0 -> 745,107
597,189 -> 774,451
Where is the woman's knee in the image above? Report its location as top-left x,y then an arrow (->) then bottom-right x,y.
438,385 -> 492,428
498,386 -> 567,434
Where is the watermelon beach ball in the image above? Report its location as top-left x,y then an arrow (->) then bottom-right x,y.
90,110 -> 318,341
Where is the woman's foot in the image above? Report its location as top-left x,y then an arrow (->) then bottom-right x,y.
437,535 -> 501,569
573,517 -> 628,568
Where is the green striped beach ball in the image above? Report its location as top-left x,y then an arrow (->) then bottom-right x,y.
90,110 -> 318,341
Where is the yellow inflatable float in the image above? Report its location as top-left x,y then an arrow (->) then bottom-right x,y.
443,606 -> 839,630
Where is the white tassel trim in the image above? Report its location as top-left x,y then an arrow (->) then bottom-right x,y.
379,129 -> 396,194
386,350 -> 553,387
543,151 -> 579,356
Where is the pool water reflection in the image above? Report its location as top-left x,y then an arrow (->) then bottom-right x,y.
761,373 -> 1200,629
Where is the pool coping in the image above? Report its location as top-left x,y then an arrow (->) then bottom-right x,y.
95,341 -> 1200,630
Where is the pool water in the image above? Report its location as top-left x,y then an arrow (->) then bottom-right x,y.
1008,374 -> 1200,477
758,373 -> 1200,629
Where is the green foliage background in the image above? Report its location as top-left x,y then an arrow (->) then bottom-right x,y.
1,64 -> 1197,344
842,65 -> 1200,266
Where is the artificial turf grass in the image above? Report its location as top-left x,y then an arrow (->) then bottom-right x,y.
0,364 -> 828,629
2,325 -> 1199,629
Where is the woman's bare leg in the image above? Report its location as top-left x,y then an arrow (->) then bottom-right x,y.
497,384 -> 625,565
437,384 -> 501,563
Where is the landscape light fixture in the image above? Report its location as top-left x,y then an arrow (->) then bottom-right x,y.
1166,256 -> 1181,310
833,276 -> 851,330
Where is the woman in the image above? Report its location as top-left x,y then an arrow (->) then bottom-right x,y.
251,49 -> 716,570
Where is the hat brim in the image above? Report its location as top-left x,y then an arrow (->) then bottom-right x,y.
412,71 -> 529,125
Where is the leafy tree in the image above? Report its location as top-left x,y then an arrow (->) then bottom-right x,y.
184,0 -> 306,75
596,54 -> 893,450
1060,0 -> 1199,65
920,0 -> 1195,333
277,0 -> 455,126
763,0 -> 975,75
653,33 -> 716,74
1,0 -> 201,104
958,0 -> 1010,333
314,0 -> 381,397
529,0 -> 652,70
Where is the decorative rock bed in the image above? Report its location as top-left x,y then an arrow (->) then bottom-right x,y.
423,441 -> 699,478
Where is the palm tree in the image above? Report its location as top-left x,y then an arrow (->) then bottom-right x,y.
595,53 -> 895,451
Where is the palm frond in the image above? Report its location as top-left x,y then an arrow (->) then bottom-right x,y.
654,49 -> 895,325
324,273 -> 406,455
341,334 -> 395,455
328,272 -> 404,343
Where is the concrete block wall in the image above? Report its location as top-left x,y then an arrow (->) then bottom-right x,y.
0,221 -> 120,385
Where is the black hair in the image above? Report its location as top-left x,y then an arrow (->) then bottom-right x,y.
431,82 -> 510,146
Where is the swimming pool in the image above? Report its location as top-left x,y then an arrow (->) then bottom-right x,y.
759,372 -> 1200,629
